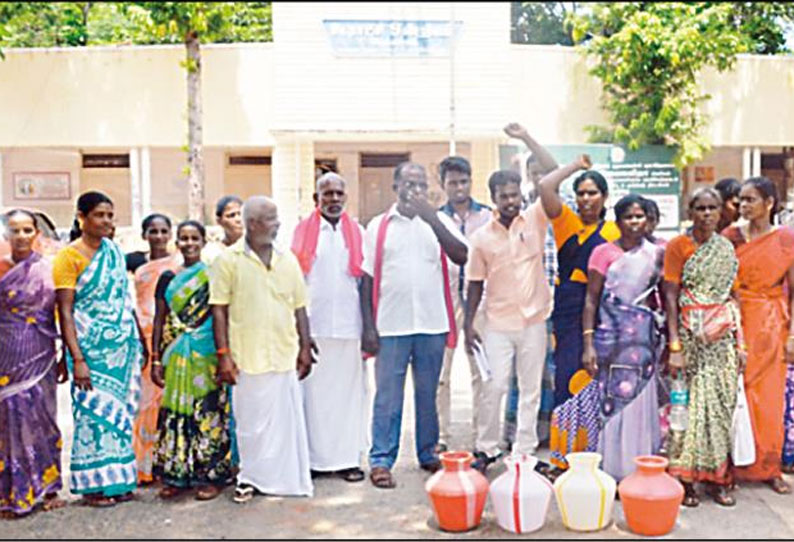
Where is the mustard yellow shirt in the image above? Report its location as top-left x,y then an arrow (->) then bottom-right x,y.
52,245 -> 91,289
209,239 -> 307,374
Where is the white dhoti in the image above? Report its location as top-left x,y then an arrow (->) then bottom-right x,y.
233,370 -> 313,497
302,337 -> 368,471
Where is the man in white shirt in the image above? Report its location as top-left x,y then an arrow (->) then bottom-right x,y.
291,173 -> 368,483
361,162 -> 468,489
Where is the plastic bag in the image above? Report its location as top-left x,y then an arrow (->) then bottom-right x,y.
731,376 -> 756,467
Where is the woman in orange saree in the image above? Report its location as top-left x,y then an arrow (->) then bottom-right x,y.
130,214 -> 181,484
723,177 -> 794,494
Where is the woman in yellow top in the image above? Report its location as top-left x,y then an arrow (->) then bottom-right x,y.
53,191 -> 146,507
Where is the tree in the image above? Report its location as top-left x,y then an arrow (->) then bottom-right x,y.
511,2 -> 579,45
136,2 -> 272,222
0,2 -> 91,47
570,3 -> 794,167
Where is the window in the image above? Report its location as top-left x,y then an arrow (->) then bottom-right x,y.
82,153 -> 130,168
228,155 -> 272,166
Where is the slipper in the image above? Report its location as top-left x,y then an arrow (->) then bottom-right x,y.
369,467 -> 396,489
81,495 -> 116,508
706,484 -> 735,507
158,486 -> 184,500
337,468 -> 365,483
113,492 -> 135,503
42,494 -> 66,512
682,483 -> 700,507
768,477 -> 792,495
196,485 -> 223,501
234,483 -> 255,504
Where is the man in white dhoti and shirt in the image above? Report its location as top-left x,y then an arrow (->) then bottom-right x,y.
291,173 -> 368,483
210,196 -> 315,502
361,162 -> 469,489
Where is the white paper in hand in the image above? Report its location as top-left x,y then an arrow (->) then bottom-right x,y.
471,340 -> 492,383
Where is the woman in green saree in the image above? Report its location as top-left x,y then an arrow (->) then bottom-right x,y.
151,221 -> 233,501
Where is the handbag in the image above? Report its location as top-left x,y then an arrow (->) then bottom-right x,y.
731,375 -> 756,467
680,289 -> 738,343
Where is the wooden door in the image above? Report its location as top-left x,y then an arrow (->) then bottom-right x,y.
359,153 -> 410,226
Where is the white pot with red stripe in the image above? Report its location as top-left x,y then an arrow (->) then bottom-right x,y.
489,453 -> 553,534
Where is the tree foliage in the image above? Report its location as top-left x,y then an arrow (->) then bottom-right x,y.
0,2 -> 272,48
511,2 -> 578,45
570,2 -> 794,167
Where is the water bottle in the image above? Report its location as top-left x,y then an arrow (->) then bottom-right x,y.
669,375 -> 689,432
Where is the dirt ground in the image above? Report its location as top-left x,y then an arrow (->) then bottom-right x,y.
6,350 -> 794,539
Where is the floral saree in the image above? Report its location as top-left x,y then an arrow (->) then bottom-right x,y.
153,262 -> 232,488
667,233 -> 739,484
68,238 -> 142,497
0,253 -> 62,515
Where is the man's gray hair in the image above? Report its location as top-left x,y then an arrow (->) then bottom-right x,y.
316,172 -> 346,193
242,195 -> 277,224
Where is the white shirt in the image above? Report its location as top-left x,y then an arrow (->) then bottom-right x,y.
305,217 -> 364,340
362,205 -> 468,337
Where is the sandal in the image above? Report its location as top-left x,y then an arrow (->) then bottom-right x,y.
337,468 -> 365,483
113,492 -> 135,503
682,483 -> 700,507
195,485 -> 222,501
82,494 -> 116,508
706,484 -> 735,507
768,477 -> 792,495
42,494 -> 66,512
233,483 -> 255,504
158,486 -> 185,500
369,467 -> 396,489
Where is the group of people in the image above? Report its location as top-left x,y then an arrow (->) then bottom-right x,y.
2,122 -> 794,519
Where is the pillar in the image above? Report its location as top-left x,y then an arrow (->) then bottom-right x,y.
742,147 -> 751,180
129,148 -> 141,228
470,139 -> 500,204
271,139 -> 315,238
752,147 -> 761,177
141,147 -> 152,218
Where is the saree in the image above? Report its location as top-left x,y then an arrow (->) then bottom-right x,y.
726,226 -> 794,481
667,233 -> 739,484
68,238 -> 143,497
550,240 -> 664,477
153,262 -> 232,488
552,218 -> 617,407
0,253 -> 62,515
131,253 -> 181,483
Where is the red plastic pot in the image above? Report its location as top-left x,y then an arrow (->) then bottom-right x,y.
618,455 -> 684,536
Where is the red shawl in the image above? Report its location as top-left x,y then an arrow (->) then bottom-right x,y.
291,209 -> 363,278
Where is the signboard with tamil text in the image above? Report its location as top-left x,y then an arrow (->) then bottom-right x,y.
323,19 -> 462,57
500,144 -> 681,235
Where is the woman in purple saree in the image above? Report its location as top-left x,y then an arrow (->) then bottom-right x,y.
0,210 -> 64,518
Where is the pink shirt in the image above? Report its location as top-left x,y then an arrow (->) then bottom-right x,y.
467,201 -> 552,332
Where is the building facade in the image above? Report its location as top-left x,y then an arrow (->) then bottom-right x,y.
2,2 -> 794,241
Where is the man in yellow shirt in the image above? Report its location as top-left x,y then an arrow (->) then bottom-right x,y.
210,196 -> 315,502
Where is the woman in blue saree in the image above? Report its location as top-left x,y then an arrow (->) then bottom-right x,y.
151,221 -> 232,500
538,155 -> 621,410
54,192 -> 145,507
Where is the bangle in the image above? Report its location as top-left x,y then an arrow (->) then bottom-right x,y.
152,360 -> 162,366
216,347 -> 230,356
669,340 -> 683,353
582,329 -> 595,336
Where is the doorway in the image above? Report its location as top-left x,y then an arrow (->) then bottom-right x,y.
359,153 -> 410,225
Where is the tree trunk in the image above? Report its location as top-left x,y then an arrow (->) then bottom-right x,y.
186,32 -> 205,222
